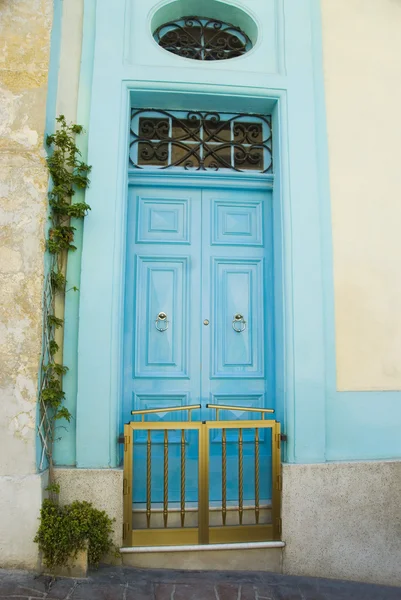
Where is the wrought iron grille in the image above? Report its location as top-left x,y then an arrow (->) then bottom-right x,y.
129,109 -> 273,173
153,16 -> 252,61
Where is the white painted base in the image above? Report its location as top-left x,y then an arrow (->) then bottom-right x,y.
282,461 -> 401,587
120,541 -> 285,553
0,471 -> 48,570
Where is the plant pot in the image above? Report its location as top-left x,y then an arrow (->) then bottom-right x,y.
45,542 -> 88,578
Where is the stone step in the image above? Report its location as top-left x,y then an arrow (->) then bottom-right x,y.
121,541 -> 285,571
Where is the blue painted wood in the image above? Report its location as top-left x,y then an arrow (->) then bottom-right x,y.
125,186 -> 201,502
202,188 -> 274,501
124,184 -> 274,503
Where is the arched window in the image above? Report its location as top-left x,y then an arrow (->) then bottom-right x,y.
153,16 -> 253,61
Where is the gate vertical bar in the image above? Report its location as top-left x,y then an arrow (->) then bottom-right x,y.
238,428 -> 243,525
254,428 -> 260,524
272,421 -> 282,540
180,429 -> 186,527
123,424 -> 133,546
222,428 -> 227,526
198,423 -> 209,544
146,429 -> 152,528
163,429 -> 169,528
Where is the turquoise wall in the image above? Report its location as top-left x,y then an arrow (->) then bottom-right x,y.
55,0 -> 401,468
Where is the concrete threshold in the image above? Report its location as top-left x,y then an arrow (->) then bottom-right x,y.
120,541 -> 285,571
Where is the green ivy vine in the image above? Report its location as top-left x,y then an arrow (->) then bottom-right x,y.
36,117 -> 114,570
39,115 -> 91,469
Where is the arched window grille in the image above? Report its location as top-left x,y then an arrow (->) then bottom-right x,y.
153,16 -> 253,61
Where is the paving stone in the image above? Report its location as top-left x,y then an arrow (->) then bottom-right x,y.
124,581 -> 155,600
40,577 -> 77,599
72,582 -> 124,600
153,583 -> 174,600
215,583 -> 257,600
0,584 -> 47,598
154,582 -> 218,600
214,583 -> 241,600
254,585 -> 281,600
0,567 -> 400,600
0,574 -> 49,599
268,586 -> 303,600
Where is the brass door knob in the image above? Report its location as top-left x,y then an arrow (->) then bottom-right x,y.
232,313 -> 246,333
155,312 -> 169,332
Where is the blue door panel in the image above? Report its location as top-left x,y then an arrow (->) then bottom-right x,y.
212,198 -> 263,246
212,258 -> 264,377
136,196 -> 190,244
135,256 -> 189,377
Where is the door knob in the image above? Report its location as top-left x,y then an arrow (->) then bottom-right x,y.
232,313 -> 246,333
155,312 -> 169,332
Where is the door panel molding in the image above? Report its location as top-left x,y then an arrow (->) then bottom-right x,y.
211,258 -> 265,378
212,199 -> 264,246
134,255 -> 189,378
136,195 -> 191,244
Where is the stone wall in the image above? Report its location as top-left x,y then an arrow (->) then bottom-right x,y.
0,0 -> 53,568
282,461 -> 401,586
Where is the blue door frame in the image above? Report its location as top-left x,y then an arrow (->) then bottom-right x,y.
71,1 -> 342,472
124,181 -> 274,502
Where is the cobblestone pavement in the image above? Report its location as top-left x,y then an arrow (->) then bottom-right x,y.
0,566 -> 400,600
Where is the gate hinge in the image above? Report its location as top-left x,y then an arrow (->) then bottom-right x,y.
275,474 -> 282,491
280,433 -> 288,442
124,434 -> 130,452
123,478 -> 129,495
275,517 -> 282,536
122,522 -> 130,541
275,433 -> 281,449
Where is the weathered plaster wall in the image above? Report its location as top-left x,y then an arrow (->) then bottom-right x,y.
282,461 -> 401,586
0,0 -> 53,568
321,0 -> 401,390
0,472 -> 48,570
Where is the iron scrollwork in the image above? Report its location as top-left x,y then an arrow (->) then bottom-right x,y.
154,16 -> 252,61
129,109 -> 273,173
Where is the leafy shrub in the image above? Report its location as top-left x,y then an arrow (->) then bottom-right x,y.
35,499 -> 114,569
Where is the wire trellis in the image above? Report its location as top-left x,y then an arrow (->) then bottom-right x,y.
38,269 -> 55,472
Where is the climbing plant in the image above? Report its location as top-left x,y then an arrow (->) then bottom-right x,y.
38,115 -> 91,484
36,117 -> 116,571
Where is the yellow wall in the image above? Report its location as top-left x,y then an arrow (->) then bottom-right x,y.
321,0 -> 401,391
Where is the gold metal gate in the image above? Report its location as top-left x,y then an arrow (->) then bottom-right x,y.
122,405 -> 281,547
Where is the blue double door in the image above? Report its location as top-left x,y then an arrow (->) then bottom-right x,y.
124,183 -> 274,503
